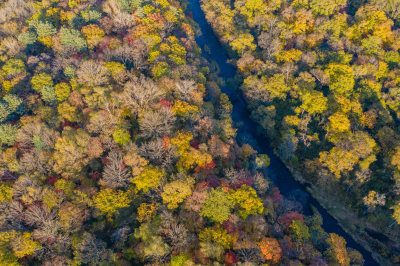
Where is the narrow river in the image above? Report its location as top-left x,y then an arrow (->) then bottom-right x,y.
185,0 -> 378,264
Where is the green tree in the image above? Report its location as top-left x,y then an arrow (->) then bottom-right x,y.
200,187 -> 233,223
60,28 -> 87,50
0,124 -> 18,146
41,86 -> 57,104
290,220 -> 310,241
199,241 -> 224,260
18,31 -> 37,45
35,21 -> 57,38
134,222 -> 170,259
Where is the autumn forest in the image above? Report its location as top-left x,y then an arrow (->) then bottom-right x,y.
0,0 -> 399,265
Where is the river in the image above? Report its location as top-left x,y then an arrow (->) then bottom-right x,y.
185,0 -> 378,264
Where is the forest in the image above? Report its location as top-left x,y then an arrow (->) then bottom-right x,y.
0,0 -> 368,264
200,0 -> 400,264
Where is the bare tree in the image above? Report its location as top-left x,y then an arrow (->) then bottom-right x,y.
100,150 -> 131,188
0,0 -> 33,24
42,256 -> 70,266
2,37 -> 22,57
253,171 -> 269,194
13,176 -> 42,203
111,226 -> 130,248
17,122 -> 59,149
20,150 -> 53,175
32,225 -> 60,244
74,233 -> 113,265
139,138 -> 176,169
119,76 -> 165,112
101,40 -> 148,69
102,0 -> 135,32
138,108 -> 176,139
24,204 -> 58,228
77,60 -> 109,87
184,189 -> 207,212
235,248 -> 265,264
174,80 -> 197,101
224,168 -> 248,185
258,32 -> 281,59
159,210 -> 191,252
0,201 -> 24,231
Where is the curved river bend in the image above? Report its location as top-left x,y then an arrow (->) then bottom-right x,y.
185,0 -> 378,264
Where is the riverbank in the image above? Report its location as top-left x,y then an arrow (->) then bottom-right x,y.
280,155 -> 395,265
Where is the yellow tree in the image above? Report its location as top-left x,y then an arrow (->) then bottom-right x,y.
392,203 -> 400,225
137,203 -> 157,222
230,34 -> 257,55
325,64 -> 354,96
93,188 -> 131,219
81,24 -> 105,48
161,177 -> 194,209
229,185 -> 264,219
54,82 -> 71,102
199,226 -> 233,249
299,90 -> 328,115
170,131 -> 213,171
309,0 -> 346,16
275,49 -> 303,63
319,147 -> 359,178
131,166 -> 165,193
328,112 -> 351,133
0,230 -> 41,263
325,233 -> 351,265
391,146 -> 400,170
236,0 -> 264,21
200,187 -> 233,223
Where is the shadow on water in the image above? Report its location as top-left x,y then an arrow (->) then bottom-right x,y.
185,0 -> 379,264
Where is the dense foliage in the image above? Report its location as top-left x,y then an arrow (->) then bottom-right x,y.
201,0 -> 400,263
0,0 -> 362,264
